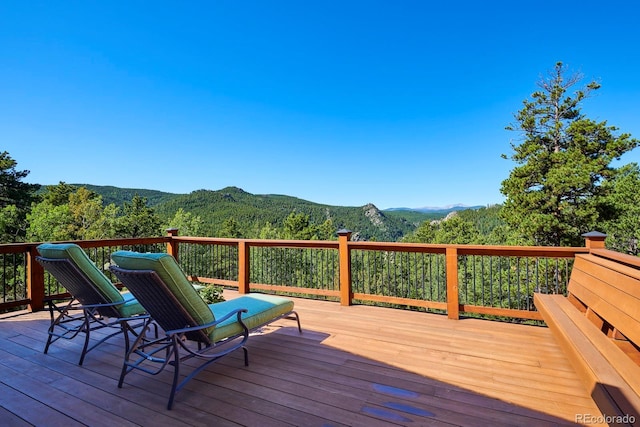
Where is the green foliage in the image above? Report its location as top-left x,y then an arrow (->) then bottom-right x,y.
115,195 -> 162,238
198,284 -> 225,304
402,205 -> 529,246
383,210 -> 445,226
433,215 -> 480,244
41,182 -> 76,206
27,184 -> 163,241
220,217 -> 242,238
403,220 -> 437,243
167,208 -> 204,236
500,63 -> 639,246
0,152 -> 40,242
602,163 -> 640,254
403,214 -> 481,244
68,187 -> 113,240
74,184 -> 177,207
26,202 -> 73,241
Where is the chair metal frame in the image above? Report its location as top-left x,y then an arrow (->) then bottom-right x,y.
110,266 -> 250,409
37,256 -> 152,365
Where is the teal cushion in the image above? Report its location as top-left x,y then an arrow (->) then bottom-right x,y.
110,251 -> 215,329
37,243 -> 124,304
209,294 -> 294,342
118,291 -> 146,318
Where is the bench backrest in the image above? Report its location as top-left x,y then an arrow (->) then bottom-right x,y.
568,253 -> 640,349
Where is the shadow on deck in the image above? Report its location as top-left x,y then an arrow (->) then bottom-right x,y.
0,293 -> 605,426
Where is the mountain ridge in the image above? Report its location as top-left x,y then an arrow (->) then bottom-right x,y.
385,204 -> 484,214
71,184 -> 479,240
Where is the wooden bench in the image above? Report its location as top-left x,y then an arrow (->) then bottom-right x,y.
534,252 -> 640,424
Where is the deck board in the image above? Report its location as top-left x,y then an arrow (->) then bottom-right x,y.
0,292 -> 607,426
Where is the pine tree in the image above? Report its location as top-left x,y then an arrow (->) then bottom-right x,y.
500,63 -> 638,246
0,151 -> 40,242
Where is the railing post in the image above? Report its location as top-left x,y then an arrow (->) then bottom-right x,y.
338,229 -> 353,306
166,228 -> 179,260
27,246 -> 45,312
582,231 -> 607,251
238,240 -> 250,294
446,247 -> 460,320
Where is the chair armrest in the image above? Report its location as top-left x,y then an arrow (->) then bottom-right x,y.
77,300 -> 128,310
164,308 -> 248,336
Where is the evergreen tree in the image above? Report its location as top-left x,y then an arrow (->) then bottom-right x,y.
258,222 -> 280,239
220,217 -> 242,238
0,152 -> 40,242
402,221 -> 437,243
283,212 -> 317,240
433,215 -> 480,244
602,163 -> 640,255
115,195 -> 161,238
42,182 -> 77,206
500,63 -> 638,246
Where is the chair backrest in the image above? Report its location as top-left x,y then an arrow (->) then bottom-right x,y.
110,251 -> 215,343
36,243 -> 125,318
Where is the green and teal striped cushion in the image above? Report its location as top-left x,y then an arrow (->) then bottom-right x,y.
110,250 -> 294,342
110,251 -> 215,329
36,243 -> 144,317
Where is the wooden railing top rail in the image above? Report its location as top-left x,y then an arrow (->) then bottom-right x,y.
347,241 -> 588,257
0,237 -> 169,255
591,248 -> 640,269
169,236 -> 591,258
0,242 -> 39,255
171,236 -> 339,249
67,237 -> 169,248
2,235 -> 590,257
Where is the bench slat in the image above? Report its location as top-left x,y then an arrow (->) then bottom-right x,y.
554,294 -> 640,400
534,293 -> 640,421
570,255 -> 640,346
570,273 -> 640,343
581,253 -> 640,280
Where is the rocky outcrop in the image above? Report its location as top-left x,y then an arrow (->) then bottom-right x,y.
363,203 -> 387,231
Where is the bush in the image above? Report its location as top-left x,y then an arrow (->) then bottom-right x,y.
199,284 -> 225,304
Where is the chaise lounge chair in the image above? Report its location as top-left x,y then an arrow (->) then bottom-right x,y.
109,250 -> 301,409
36,243 -> 151,365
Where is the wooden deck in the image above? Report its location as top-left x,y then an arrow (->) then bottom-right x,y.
0,292 -> 606,426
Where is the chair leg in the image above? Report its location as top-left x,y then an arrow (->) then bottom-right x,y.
289,311 -> 302,334
243,346 -> 249,366
77,309 -> 94,366
167,338 -> 181,410
44,299 -> 76,355
118,322 -> 150,388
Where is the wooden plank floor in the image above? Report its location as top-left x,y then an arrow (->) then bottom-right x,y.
0,292 -> 607,426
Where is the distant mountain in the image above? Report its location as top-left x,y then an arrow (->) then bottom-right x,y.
386,204 -> 484,214
74,184 -> 417,241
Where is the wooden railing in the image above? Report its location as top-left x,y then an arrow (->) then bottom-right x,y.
1,230 -> 604,320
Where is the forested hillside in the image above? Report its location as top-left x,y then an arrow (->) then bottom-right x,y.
80,185 -> 428,241
75,185 -> 177,207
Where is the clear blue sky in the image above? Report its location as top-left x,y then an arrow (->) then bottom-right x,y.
2,1 -> 640,209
